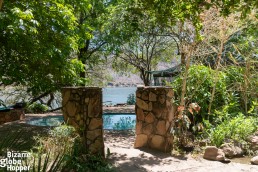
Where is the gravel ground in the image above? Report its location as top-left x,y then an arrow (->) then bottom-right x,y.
104,130 -> 258,172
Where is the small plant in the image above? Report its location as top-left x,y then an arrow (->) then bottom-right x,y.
209,114 -> 258,147
26,125 -> 78,171
113,117 -> 136,130
26,103 -> 48,113
126,93 -> 136,105
171,103 -> 201,149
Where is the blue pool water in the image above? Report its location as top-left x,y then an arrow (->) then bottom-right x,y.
27,114 -> 136,130
27,116 -> 64,127
103,114 -> 136,130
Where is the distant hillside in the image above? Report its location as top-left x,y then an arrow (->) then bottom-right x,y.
108,60 -> 180,86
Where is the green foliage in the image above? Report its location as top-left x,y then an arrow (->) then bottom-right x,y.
0,0 -> 86,96
126,93 -> 136,105
64,152 -> 114,172
209,114 -> 258,147
27,125 -> 77,172
172,65 -> 228,114
26,103 -> 48,113
139,0 -> 258,29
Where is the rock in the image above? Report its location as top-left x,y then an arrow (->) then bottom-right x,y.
62,90 -> 70,104
145,112 -> 155,123
149,92 -> 157,101
203,146 -> 230,163
220,143 -> 244,158
166,100 -> 172,107
148,102 -> 153,111
251,156 -> 258,165
89,118 -> 102,130
137,108 -> 145,121
167,89 -> 174,98
156,120 -> 166,135
136,98 -> 149,111
136,121 -> 142,134
168,110 -> 174,122
150,135 -> 165,150
250,136 -> 258,151
142,124 -> 153,135
89,138 -> 104,154
66,101 -> 77,117
87,129 -> 102,141
136,92 -> 141,98
158,95 -> 166,104
134,134 -> 148,148
141,91 -> 149,100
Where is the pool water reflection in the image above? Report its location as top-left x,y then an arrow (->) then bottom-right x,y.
27,114 -> 136,130
103,113 -> 136,130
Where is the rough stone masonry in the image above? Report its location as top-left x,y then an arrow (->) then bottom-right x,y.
62,87 -> 104,156
134,86 -> 176,152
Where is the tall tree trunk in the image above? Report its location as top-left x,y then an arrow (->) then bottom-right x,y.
181,52 -> 186,66
243,57 -> 250,114
179,47 -> 192,116
208,42 -> 224,115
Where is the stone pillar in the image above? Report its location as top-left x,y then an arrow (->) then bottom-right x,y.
134,86 -> 176,152
62,87 -> 104,156
0,109 -> 25,125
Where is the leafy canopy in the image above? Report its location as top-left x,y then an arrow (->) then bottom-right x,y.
0,0 -> 89,95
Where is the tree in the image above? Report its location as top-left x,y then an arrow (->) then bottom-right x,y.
138,0 -> 258,109
116,28 -> 174,86
195,8 -> 244,114
105,1 -> 177,86
0,0 -> 86,104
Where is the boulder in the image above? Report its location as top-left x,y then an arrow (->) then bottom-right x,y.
203,146 -> 230,163
249,136 -> 258,151
220,143 -> 244,158
251,156 -> 258,165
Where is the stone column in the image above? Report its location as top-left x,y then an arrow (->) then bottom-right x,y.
0,109 -> 25,125
134,86 -> 176,152
62,87 -> 104,156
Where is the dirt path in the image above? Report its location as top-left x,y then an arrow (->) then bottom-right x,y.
104,131 -> 258,172
1,113 -> 258,172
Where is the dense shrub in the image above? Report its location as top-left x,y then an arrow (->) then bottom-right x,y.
127,93 -> 136,105
172,65 -> 228,114
29,125 -> 114,171
209,114 -> 258,147
26,102 -> 48,113
171,64 -> 257,138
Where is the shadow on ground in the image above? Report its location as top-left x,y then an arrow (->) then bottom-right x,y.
0,122 -> 50,154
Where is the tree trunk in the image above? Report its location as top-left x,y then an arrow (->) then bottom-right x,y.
181,52 -> 186,66
30,91 -> 52,104
179,48 -> 192,116
243,58 -> 250,114
208,41 -> 224,115
140,69 -> 150,86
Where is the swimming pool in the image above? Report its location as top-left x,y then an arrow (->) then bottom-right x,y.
27,114 -> 136,130
27,116 -> 64,127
